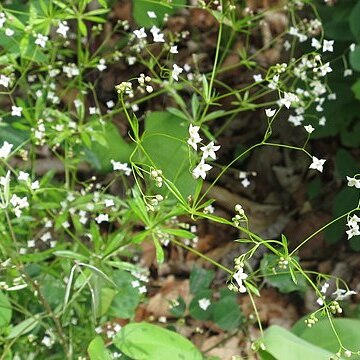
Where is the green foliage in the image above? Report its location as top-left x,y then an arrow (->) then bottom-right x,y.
114,322 -> 203,360
260,325 -> 336,360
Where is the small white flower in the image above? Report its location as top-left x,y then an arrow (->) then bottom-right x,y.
346,176 -> 360,189
104,199 -> 115,207
198,298 -> 211,311
0,74 -> 10,88
147,11 -> 157,18
172,64 -> 183,81
0,12 -> 5,28
265,108 -> 276,117
0,141 -> 13,158
31,180 -> 40,190
344,69 -> 353,77
350,43 -> 356,52
304,125 -> 315,134
192,160 -> 212,180
332,289 -> 357,301
95,213 -> 109,224
170,45 -> 178,54
200,141 -> 220,160
97,58 -> 107,72
106,100 -> 115,108
319,116 -> 326,126
233,267 -> 248,293
18,171 -> 29,181
35,33 -> 48,48
322,39 -> 334,52
320,282 -> 329,294
253,74 -> 263,82
11,106 -> 22,117
150,26 -> 165,42
346,226 -> 360,240
111,160 -> 131,176
5,28 -> 14,36
241,178 -> 251,188
311,38 -> 321,50
56,21 -> 69,38
134,27 -> 147,39
309,156 -> 326,173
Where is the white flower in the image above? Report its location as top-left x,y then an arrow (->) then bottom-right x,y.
63,63 -> 79,78
104,199 -> 115,207
187,124 -> 202,150
147,11 -> 157,18
0,74 -> 10,88
311,38 -> 321,50
319,116 -> 326,126
11,106 -> 22,117
346,226 -> 360,240
332,289 -> 357,301
18,171 -> 29,181
192,160 -> 212,180
198,298 -> 211,311
350,43 -> 356,52
280,92 -> 299,109
344,69 -> 353,77
150,26 -> 164,42
0,12 -> 5,28
56,21 -> 69,38
95,213 -> 109,224
97,58 -> 107,72
134,27 -> 147,39
320,282 -> 329,294
0,141 -> 13,158
172,64 -> 183,81
110,160 -> 131,176
265,108 -> 276,117
200,141 -> 220,160
233,267 -> 248,293
253,74 -> 263,82
35,33 -> 48,48
170,45 -> 178,54
31,180 -> 40,190
346,176 -> 360,189
241,178 -> 251,188
309,156 -> 326,172
304,125 -> 315,134
106,100 -> 115,108
5,28 -> 14,36
322,39 -> 334,52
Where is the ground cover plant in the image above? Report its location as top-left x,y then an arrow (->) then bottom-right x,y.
0,0 -> 360,359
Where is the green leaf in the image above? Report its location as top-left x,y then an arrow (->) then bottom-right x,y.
133,0 -> 186,27
293,318 -> 360,359
335,148 -> 360,178
153,236 -> 165,264
88,336 -> 113,360
189,290 -> 212,320
350,45 -> 360,72
190,267 -> 214,294
260,325 -> 336,360
7,317 -> 39,339
114,322 -> 203,360
212,295 -> 243,330
0,291 -> 12,328
350,2 -> 360,41
260,254 -> 307,294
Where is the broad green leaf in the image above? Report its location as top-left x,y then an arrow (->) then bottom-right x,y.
212,295 -> 243,330
335,148 -> 360,178
114,322 -> 203,360
190,267 -> 214,294
260,325 -> 336,360
293,318 -> 360,359
350,2 -> 360,41
0,291 -> 12,328
350,45 -> 360,72
88,336 -> 113,360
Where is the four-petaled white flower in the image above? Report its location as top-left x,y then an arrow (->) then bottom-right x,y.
95,213 -> 109,224
200,142 -> 220,160
233,267 -> 248,293
111,160 -> 132,176
253,74 -> 263,82
0,141 -> 13,159
150,26 -> 164,42
265,108 -> 276,117
346,176 -> 360,189
322,39 -> 334,53
147,11 -> 157,19
172,64 -> 183,81
35,33 -> 48,48
0,74 -> 10,88
332,289 -> 357,301
198,298 -> 211,311
187,124 -> 202,150
56,21 -> 69,38
11,106 -> 22,117
311,38 -> 321,50
304,124 -> 315,134
97,58 -> 107,72
170,45 -> 178,54
18,171 -> 29,181
134,27 -> 147,39
309,156 -> 326,173
192,160 -> 212,180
